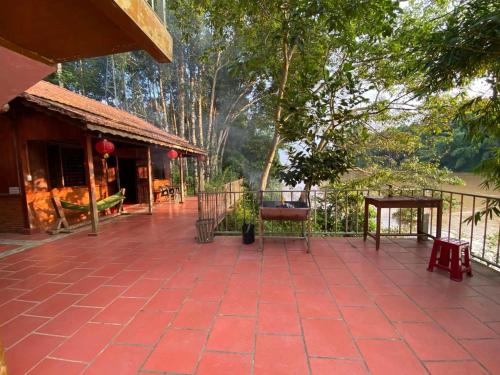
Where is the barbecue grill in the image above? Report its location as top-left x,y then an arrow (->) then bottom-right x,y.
259,197 -> 311,252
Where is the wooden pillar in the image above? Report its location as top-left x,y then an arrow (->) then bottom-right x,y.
197,158 -> 205,193
12,117 -> 32,233
84,134 -> 99,235
179,154 -> 185,204
147,146 -> 154,214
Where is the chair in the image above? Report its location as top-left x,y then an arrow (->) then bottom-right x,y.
427,238 -> 472,282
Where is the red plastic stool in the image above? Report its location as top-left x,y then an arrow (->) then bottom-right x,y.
427,238 -> 472,282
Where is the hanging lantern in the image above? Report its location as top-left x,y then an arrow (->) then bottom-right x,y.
167,149 -> 179,159
197,154 -> 207,162
95,139 -> 115,159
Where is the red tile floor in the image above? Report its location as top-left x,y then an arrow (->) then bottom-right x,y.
1,198 -> 500,374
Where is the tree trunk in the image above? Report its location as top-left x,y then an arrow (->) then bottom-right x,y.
111,56 -> 118,106
121,57 -> 128,111
56,63 -> 63,87
259,40 -> 295,191
197,69 -> 204,148
177,48 -> 186,138
158,67 -> 169,131
207,50 -> 222,177
190,74 -> 197,145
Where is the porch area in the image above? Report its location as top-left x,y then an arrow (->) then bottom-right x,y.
1,198 -> 500,374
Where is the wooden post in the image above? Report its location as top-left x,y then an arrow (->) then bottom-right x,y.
197,158 -> 205,193
179,154 -> 185,203
115,155 -> 121,190
147,146 -> 154,214
84,134 -> 99,235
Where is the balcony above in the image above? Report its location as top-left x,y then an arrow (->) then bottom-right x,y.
0,0 -> 173,64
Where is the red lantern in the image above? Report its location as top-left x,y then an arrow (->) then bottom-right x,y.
197,154 -> 207,162
95,139 -> 115,159
167,149 -> 179,159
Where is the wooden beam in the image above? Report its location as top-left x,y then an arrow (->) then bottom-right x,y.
147,146 -> 154,214
91,0 -> 173,63
84,134 -> 99,235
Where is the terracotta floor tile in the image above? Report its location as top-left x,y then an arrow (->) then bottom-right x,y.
54,268 -> 94,283
0,288 -> 25,306
293,274 -> 328,293
37,306 -> 100,336
143,328 -> 206,373
83,344 -> 150,375
375,295 -> 430,322
197,352 -> 252,375
487,321 -> 500,334
322,268 -> 359,285
219,291 -> 258,316
227,273 -> 260,292
396,322 -> 470,361
163,271 -> 199,289
116,310 -> 174,345
92,297 -> 146,324
260,283 -> 296,304
27,358 -> 87,375
63,276 -> 109,294
254,334 -> 309,375
52,322 -> 120,362
462,339 -> 500,374
357,339 -> 427,375
428,308 -> 497,339
143,289 -> 188,311
12,273 -> 55,290
461,296 -> 500,322
173,300 -> 218,330
310,358 -> 368,375
91,263 -> 127,277
341,305 -> 398,339
201,265 -> 233,282
106,270 -> 144,286
289,261 -> 320,275
424,361 -> 488,375
302,319 -> 359,358
258,303 -> 301,335
234,260 -> 261,274
207,316 -> 255,353
190,279 -> 226,301
0,300 -> 36,325
26,293 -> 81,317
314,256 -> 345,269
18,282 -> 69,302
296,292 -> 340,318
330,285 -> 374,306
122,277 -> 162,298
5,333 -> 64,375
0,314 -> 49,348
76,286 -> 126,307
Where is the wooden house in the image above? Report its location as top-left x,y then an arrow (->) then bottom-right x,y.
0,0 -> 173,107
0,81 -> 205,234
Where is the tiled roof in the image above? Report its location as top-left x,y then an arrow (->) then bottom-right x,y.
21,81 -> 205,155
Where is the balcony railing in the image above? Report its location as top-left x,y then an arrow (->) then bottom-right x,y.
198,187 -> 500,270
145,0 -> 167,24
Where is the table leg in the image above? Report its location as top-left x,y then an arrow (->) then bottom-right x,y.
417,207 -> 423,242
363,200 -> 369,241
436,202 -> 443,239
259,215 -> 264,252
375,207 -> 381,250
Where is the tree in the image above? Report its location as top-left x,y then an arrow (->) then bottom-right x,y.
198,0 -> 400,190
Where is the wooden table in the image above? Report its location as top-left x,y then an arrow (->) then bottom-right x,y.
363,196 -> 443,250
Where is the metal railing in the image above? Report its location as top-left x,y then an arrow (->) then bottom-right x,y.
145,0 -> 167,25
198,187 -> 500,269
198,179 -> 245,227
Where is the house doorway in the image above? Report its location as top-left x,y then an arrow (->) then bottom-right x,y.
118,158 -> 138,203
